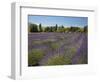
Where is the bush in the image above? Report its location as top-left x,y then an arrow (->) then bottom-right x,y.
28,49 -> 45,66
46,55 -> 72,65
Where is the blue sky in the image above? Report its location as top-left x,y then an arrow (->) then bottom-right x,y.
28,15 -> 88,27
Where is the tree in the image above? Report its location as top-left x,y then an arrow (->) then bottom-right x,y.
61,25 -> 64,29
50,27 -> 53,32
44,27 -> 50,32
84,25 -> 88,32
61,25 -> 65,32
69,26 -> 80,32
39,23 -> 43,32
55,24 -> 58,32
57,25 -> 65,32
29,23 -> 38,32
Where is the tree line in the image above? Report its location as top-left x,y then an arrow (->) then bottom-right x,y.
28,23 -> 87,33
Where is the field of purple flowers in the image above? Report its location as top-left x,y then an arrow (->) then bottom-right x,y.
28,32 -> 87,66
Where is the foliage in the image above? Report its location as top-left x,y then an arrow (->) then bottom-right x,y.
84,25 -> 88,32
69,26 -> 80,32
39,23 -> 43,32
46,55 -> 72,65
55,24 -> 58,31
28,23 -> 87,33
57,25 -> 65,32
28,49 -> 45,66
29,23 -> 38,32
50,42 -> 60,50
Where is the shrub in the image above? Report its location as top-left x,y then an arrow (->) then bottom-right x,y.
28,49 -> 45,66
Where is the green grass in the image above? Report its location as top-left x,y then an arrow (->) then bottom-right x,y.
28,49 -> 45,66
46,55 -> 72,65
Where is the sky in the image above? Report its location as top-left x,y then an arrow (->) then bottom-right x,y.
28,15 -> 88,27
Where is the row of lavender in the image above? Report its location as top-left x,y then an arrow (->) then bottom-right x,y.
28,32 -> 87,66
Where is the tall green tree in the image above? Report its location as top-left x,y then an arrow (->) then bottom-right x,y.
55,24 -> 58,32
39,23 -> 43,32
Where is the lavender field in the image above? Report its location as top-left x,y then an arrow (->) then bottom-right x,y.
28,32 -> 88,66
28,15 -> 88,66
